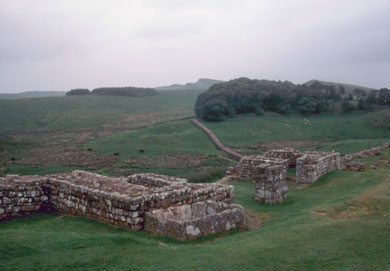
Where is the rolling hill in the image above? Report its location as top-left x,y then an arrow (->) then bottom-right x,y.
156,78 -> 223,91
0,91 -> 66,100
0,89 -> 203,131
304,80 -> 375,93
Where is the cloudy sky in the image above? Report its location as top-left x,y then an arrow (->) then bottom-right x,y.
0,0 -> 389,92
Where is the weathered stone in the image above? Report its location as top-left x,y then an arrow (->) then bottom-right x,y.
342,162 -> 366,171
0,170 -> 235,232
145,201 -> 245,241
254,164 -> 288,204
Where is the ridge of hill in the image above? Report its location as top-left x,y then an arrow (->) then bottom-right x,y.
0,91 -> 66,100
156,78 -> 223,91
304,79 -> 374,93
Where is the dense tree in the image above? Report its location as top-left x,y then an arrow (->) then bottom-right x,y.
66,89 -> 91,96
378,88 -> 390,105
195,77 -> 388,121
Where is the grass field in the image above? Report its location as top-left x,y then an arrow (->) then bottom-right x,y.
203,110 -> 390,154
86,120 -> 222,159
0,89 -> 203,131
1,149 -> 389,271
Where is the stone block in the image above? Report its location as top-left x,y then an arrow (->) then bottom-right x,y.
145,201 -> 245,241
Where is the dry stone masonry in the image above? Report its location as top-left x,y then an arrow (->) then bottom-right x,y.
225,156 -> 289,204
1,171 -> 243,239
224,149 -> 341,204
226,156 -> 289,182
341,143 -> 390,164
145,200 -> 245,241
254,163 -> 288,204
295,152 -> 340,183
265,149 -> 340,183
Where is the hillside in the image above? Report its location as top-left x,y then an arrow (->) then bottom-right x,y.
156,78 -> 223,91
0,91 -> 66,100
304,80 -> 374,93
0,89 -> 203,131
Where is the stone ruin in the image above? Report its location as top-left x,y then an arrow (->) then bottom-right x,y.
226,156 -> 289,204
255,162 -> 288,204
145,200 -> 245,241
0,171 -> 245,240
343,162 -> 366,171
225,148 -> 341,204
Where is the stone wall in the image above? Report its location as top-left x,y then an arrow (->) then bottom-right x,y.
145,200 -> 245,241
127,173 -> 187,187
265,148 -> 302,168
0,175 -> 50,221
254,163 -> 288,204
0,171 -> 234,232
341,143 -> 390,164
226,156 -> 288,182
296,152 -> 340,183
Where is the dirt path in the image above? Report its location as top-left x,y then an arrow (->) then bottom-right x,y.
191,118 -> 243,160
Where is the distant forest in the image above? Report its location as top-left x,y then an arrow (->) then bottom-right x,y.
195,77 -> 390,121
66,87 -> 158,97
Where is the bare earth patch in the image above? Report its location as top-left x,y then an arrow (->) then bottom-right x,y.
295,184 -> 308,190
245,209 -> 264,230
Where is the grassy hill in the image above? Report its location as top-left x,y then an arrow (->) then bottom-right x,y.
304,80 -> 375,93
156,78 -> 223,91
203,110 -> 390,154
0,91 -> 66,100
0,89 -> 203,131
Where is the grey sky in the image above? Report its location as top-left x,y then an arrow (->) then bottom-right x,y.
0,0 -> 389,93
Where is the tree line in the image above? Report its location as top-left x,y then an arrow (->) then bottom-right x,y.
195,77 -> 390,121
66,87 -> 159,97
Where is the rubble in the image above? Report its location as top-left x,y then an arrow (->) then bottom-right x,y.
343,162 -> 366,171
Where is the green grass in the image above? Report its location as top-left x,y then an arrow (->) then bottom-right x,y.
1,159 -> 389,270
86,120 -> 222,160
0,89 -> 203,131
203,110 -> 390,154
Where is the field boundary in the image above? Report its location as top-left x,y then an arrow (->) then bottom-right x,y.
191,118 -> 243,160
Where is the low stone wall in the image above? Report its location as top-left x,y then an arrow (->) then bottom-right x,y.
342,162 -> 366,171
145,201 -> 245,241
0,171 -> 234,232
191,118 -> 244,160
296,152 -> 340,183
341,143 -> 390,164
0,175 -> 50,221
127,173 -> 187,187
226,156 -> 288,182
254,163 -> 288,204
265,148 -> 302,168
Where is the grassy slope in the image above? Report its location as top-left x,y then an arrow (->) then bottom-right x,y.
0,89 -> 203,131
203,110 -> 390,154
1,150 -> 389,270
86,120 -> 221,159
304,80 -> 374,93
0,91 -> 66,100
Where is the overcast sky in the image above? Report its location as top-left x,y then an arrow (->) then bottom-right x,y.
0,0 -> 389,93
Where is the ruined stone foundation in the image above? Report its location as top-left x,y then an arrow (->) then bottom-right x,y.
0,171 -> 235,232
